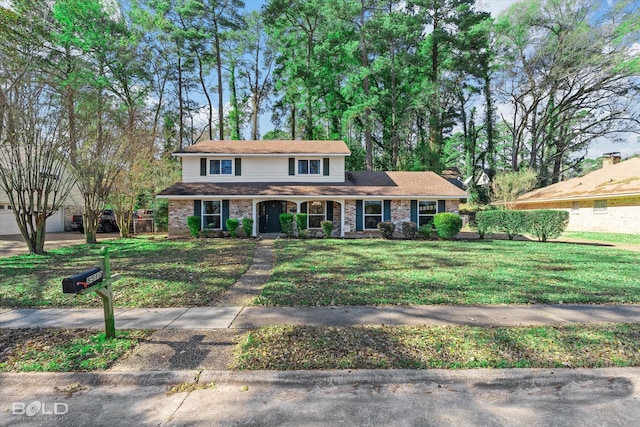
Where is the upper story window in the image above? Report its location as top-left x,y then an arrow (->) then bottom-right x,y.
364,200 -> 383,230
210,159 -> 232,175
418,201 -> 437,226
298,159 -> 320,175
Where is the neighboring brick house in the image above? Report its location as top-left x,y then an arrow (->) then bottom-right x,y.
513,155 -> 640,234
157,140 -> 468,237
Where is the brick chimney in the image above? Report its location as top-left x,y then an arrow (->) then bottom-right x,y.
602,152 -> 622,168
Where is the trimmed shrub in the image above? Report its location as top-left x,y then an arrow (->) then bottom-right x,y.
433,213 -> 462,239
279,213 -> 294,237
187,216 -> 200,238
402,221 -> 418,240
475,210 -> 527,240
226,218 -> 239,238
476,210 -> 527,240
153,199 -> 169,232
418,223 -> 433,239
524,210 -> 569,242
320,220 -> 333,238
241,218 -> 253,237
295,213 -> 308,231
377,221 -> 395,239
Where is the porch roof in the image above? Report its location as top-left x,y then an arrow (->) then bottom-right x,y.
158,171 -> 468,199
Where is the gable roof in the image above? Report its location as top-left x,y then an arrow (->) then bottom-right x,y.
516,157 -> 640,203
174,140 -> 351,156
158,171 -> 468,199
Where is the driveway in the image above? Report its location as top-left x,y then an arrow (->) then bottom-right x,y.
0,232 -> 119,257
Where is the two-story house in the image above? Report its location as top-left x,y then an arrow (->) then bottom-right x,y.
157,140 -> 468,237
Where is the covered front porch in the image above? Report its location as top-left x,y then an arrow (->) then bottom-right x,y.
250,199 -> 345,237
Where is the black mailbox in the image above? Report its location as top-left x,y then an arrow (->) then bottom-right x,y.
62,267 -> 104,294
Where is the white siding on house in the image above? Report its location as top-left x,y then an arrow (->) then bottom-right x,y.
182,155 -> 346,183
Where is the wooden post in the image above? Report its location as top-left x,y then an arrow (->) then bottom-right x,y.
97,247 -> 116,339
68,247 -> 121,339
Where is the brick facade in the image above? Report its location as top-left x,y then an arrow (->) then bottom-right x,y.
516,197 -> 640,234
229,199 -> 253,220
168,198 -> 465,237
168,199 -> 194,236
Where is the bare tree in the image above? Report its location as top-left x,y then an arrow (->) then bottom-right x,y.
0,79 -> 76,254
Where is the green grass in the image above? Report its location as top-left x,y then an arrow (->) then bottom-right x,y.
562,231 -> 640,245
0,238 -> 255,308
0,328 -> 151,372
232,323 -> 640,370
259,239 -> 640,306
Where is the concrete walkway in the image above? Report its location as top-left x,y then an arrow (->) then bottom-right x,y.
2,304 -> 640,330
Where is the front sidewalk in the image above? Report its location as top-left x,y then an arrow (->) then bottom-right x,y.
2,304 -> 640,330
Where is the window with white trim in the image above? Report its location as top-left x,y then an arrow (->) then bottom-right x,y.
308,201 -> 325,228
418,201 -> 437,226
364,200 -> 383,230
298,159 -> 320,175
210,159 -> 232,175
571,201 -> 580,213
202,200 -> 222,229
593,200 -> 607,214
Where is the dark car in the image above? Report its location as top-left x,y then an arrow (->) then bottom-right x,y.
71,209 -> 119,233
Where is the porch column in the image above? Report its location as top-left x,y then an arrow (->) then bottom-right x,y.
340,199 -> 345,237
252,200 -> 258,236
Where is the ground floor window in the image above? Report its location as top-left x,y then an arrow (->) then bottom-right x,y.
202,200 -> 221,229
594,200 -> 607,214
364,200 -> 383,229
308,200 -> 325,228
418,201 -> 437,226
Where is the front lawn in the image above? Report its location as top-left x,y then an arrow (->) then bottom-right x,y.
0,328 -> 150,372
233,323 -> 640,370
0,238 -> 255,308
259,239 -> 640,306
562,231 -> 640,246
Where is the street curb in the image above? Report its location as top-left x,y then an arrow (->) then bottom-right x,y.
2,367 -> 639,388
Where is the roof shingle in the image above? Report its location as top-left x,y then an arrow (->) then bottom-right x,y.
158,171 -> 468,198
174,140 -> 351,155
517,157 -> 640,202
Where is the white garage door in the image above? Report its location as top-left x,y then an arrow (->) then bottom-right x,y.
0,207 -> 65,235
0,208 -> 21,235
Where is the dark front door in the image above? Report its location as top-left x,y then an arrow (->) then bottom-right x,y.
259,201 -> 286,233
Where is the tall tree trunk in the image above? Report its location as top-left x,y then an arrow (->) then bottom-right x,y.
178,55 -> 185,148
427,16 -> 442,172
214,27 -> 225,140
291,104 -> 296,139
361,3 -> 373,171
229,60 -> 241,140
305,31 -> 314,140
484,74 -> 495,171
197,53 -> 214,141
